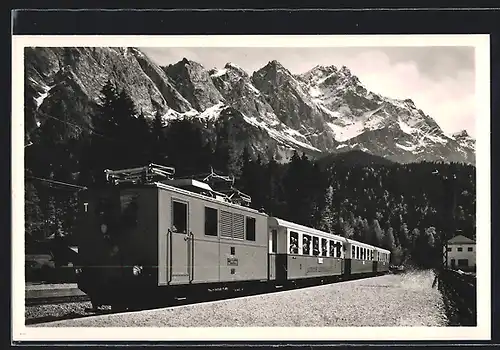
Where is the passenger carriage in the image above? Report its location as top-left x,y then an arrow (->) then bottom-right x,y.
374,248 -> 391,274
267,217 -> 347,284
343,239 -> 391,276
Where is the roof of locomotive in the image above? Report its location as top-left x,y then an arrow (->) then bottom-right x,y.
152,181 -> 267,216
268,216 -> 391,253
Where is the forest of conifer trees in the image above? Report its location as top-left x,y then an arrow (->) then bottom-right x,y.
25,82 -> 476,269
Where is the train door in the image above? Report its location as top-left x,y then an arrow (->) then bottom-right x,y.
268,229 -> 278,280
168,198 -> 193,284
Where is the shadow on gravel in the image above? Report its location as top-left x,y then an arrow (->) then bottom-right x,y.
26,312 -> 94,326
27,274 -> 394,326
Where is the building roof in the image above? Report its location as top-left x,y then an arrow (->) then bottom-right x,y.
448,234 -> 475,244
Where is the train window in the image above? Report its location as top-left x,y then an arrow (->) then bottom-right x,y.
321,238 -> 328,257
172,200 -> 188,234
370,250 -> 373,260
246,217 -> 256,241
289,231 -> 299,254
329,240 -> 336,257
312,236 -> 320,256
271,229 -> 277,253
468,247 -> 473,252
337,243 -> 342,258
352,246 -> 355,259
204,207 -> 218,236
303,234 -> 311,255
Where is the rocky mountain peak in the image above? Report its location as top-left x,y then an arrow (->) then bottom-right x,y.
24,47 -> 476,165
340,65 -> 352,75
163,59 -> 225,111
403,98 -> 416,106
452,129 -> 472,139
254,60 -> 292,79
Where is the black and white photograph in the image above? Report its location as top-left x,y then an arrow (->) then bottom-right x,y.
12,34 -> 490,342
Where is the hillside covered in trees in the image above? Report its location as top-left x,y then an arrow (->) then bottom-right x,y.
25,82 -> 476,269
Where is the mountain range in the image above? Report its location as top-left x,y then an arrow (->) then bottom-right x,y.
24,47 -> 476,165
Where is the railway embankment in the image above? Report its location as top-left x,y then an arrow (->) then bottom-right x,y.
33,270 -> 447,327
436,268 -> 477,326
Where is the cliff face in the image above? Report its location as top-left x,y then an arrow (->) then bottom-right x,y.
24,47 -> 475,165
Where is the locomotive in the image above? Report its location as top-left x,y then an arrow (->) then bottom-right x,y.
76,163 -> 390,310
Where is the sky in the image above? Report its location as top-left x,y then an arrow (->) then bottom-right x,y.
140,46 -> 476,138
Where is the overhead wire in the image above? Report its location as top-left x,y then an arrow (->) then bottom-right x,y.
27,108 -> 167,191
25,175 -> 88,192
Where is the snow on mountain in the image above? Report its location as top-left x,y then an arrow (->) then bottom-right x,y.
23,47 -> 475,165
293,64 -> 474,164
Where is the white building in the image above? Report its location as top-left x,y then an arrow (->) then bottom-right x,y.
444,234 -> 476,269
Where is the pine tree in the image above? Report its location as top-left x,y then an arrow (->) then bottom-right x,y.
88,80 -> 121,182
340,217 -> 354,239
411,228 -> 420,251
372,219 -> 384,247
283,151 -> 309,225
151,109 -> 166,164
164,120 -> 206,177
212,118 -> 232,174
384,226 -> 396,251
263,154 -> 285,217
239,146 -> 252,193
361,218 -> 371,243
25,179 -> 44,243
318,185 -> 335,233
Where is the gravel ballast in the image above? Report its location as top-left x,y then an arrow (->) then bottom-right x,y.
26,301 -> 95,325
33,270 -> 448,327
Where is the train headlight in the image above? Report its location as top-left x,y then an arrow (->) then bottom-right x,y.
100,224 -> 108,234
132,265 -> 143,276
75,268 -> 82,275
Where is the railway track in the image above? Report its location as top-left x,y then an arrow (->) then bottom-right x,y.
25,294 -> 90,307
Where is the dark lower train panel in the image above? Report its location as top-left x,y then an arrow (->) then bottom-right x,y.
344,259 -> 351,277
80,255 -> 390,308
